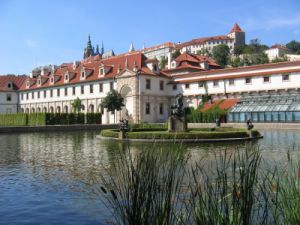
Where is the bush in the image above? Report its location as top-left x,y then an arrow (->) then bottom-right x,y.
100,129 -> 119,138
0,113 -> 27,126
100,128 -> 252,140
27,113 -> 46,126
86,113 -> 102,124
128,123 -> 167,129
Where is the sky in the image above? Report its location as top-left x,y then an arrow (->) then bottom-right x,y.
0,0 -> 299,74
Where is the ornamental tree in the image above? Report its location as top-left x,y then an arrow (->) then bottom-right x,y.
101,90 -> 124,123
72,97 -> 82,113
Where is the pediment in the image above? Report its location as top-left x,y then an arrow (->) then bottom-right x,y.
116,69 -> 136,78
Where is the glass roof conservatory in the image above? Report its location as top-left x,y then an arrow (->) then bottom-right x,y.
228,94 -> 300,122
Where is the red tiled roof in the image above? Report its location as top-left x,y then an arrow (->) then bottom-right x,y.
172,60 -> 300,80
0,75 -> 28,91
20,52 -> 167,91
230,23 -> 244,33
200,99 -> 239,112
176,68 -> 300,84
177,35 -> 233,48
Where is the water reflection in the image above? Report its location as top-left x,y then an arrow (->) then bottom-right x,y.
0,129 -> 299,224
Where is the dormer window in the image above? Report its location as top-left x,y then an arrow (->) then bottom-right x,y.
64,72 -> 69,83
153,64 -> 157,71
7,82 -> 12,89
50,77 -> 54,84
81,68 -> 86,80
26,80 -> 30,88
100,68 -> 105,75
37,79 -> 41,86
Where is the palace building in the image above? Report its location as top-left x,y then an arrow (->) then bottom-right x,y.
2,24 -> 300,123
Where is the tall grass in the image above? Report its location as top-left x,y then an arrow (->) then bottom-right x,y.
97,145 -> 188,225
93,144 -> 300,225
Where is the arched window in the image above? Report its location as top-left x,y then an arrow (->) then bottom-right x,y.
89,104 -> 94,113
81,104 -> 85,111
43,107 -> 47,113
56,106 -> 61,113
25,108 -> 29,114
50,106 -> 54,113
31,108 -> 35,113
64,105 -> 68,113
37,107 -> 41,113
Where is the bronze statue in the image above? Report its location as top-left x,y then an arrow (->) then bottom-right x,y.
171,93 -> 184,117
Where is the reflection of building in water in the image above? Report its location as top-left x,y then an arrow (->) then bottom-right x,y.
17,132 -> 110,173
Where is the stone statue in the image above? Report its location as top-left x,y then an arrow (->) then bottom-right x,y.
246,119 -> 254,130
171,93 -> 184,117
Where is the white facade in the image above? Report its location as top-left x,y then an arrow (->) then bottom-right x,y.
0,92 -> 18,114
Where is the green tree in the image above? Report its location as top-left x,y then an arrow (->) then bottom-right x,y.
197,48 -> 212,57
159,56 -> 168,69
286,40 -> 300,54
272,55 -> 288,63
172,49 -> 181,59
230,57 -> 243,67
101,90 -> 124,123
72,97 -> 82,113
212,44 -> 230,68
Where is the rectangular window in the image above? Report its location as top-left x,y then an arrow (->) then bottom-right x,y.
198,82 -> 204,88
213,80 -> 219,87
110,82 -> 114,91
26,93 -> 29,100
99,83 -> 103,92
185,83 -> 190,89
44,90 -> 46,98
263,76 -> 270,83
159,80 -> 164,90
245,77 -> 252,84
145,102 -> 150,114
282,74 -> 290,81
64,87 -> 68,96
146,79 -> 151,90
6,94 -> 11,101
229,79 -> 235,86
172,84 -> 177,90
90,84 -> 93,93
50,89 -> 53,97
21,93 -> 23,100
81,85 -> 84,94
31,92 -> 34,99
57,88 -> 60,97
159,103 -> 163,115
38,91 -> 40,99
72,87 -> 76,95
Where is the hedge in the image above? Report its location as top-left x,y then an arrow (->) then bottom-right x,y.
0,113 -> 101,126
0,113 -> 27,126
128,123 -> 168,129
100,128 -> 257,140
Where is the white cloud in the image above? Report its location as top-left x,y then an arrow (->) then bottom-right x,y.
25,39 -> 38,48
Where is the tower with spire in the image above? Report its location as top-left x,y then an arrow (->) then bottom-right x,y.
228,23 -> 245,48
83,35 -> 94,59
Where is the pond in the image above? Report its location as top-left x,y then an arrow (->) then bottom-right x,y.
0,129 -> 299,225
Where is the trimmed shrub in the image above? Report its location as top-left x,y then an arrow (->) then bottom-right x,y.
100,128 -> 253,140
128,123 -> 168,129
27,113 -> 46,126
100,129 -> 119,138
86,113 -> 102,124
0,113 -> 27,126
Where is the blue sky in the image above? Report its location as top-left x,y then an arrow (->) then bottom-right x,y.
0,0 -> 299,74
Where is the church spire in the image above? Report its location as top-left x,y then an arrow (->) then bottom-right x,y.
95,44 -> 100,55
84,34 -> 94,59
101,41 -> 104,54
129,42 -> 135,52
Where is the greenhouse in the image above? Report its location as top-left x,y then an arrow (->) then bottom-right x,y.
228,94 -> 300,123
